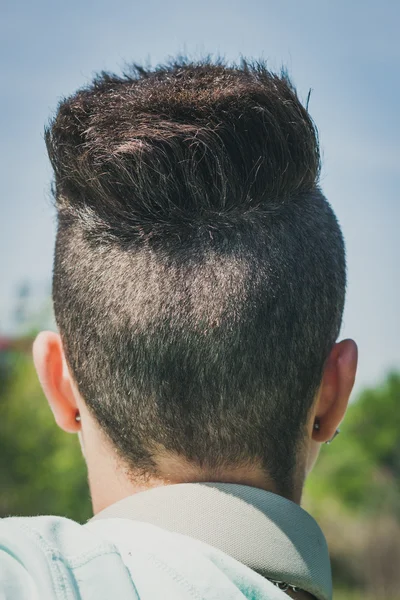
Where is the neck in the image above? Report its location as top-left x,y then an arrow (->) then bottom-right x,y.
79,407 -> 304,513
85,439 -> 303,514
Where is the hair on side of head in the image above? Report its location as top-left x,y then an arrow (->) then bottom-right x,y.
47,58 -> 346,496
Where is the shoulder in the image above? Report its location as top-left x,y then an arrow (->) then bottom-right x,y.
0,516 -> 136,599
0,516 -> 283,599
0,514 -> 118,563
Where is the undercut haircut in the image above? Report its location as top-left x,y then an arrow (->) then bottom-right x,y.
46,59 -> 346,496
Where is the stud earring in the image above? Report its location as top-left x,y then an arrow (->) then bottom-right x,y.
75,413 -> 81,423
313,420 -> 320,431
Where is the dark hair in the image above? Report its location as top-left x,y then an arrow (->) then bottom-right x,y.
46,59 -> 346,496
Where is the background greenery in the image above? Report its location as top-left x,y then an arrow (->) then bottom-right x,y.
1,336 -> 399,599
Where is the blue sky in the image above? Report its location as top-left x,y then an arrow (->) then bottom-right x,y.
0,0 -> 399,393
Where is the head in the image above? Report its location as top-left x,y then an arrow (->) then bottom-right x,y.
34,59 -> 357,512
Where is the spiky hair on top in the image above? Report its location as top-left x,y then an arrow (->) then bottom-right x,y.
46,60 -> 320,239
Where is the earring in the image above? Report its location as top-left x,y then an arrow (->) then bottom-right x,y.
326,429 -> 340,445
313,420 -> 340,444
75,413 -> 81,423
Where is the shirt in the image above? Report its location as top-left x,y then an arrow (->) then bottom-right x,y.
0,483 -> 332,600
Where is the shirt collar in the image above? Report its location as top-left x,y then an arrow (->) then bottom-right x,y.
92,482 -> 332,600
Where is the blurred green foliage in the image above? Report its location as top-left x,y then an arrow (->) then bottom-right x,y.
1,341 -> 399,598
0,347 -> 91,521
306,371 -> 400,516
305,372 -> 400,599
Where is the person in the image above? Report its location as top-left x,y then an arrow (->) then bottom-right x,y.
0,58 -> 357,600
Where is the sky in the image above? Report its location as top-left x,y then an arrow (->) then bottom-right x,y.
0,0 -> 399,393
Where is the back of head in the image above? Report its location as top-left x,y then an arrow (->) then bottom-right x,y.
46,59 -> 346,496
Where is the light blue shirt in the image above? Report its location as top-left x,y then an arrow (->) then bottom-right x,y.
0,483 -> 332,599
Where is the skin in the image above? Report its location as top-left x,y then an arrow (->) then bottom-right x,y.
33,331 -> 357,600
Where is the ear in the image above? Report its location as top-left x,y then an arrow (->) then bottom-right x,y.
312,339 -> 358,443
33,331 -> 81,433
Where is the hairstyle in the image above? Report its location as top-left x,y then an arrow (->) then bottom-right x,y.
46,59 -> 346,496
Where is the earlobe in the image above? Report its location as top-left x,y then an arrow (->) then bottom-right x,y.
33,331 -> 81,433
312,339 -> 358,443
